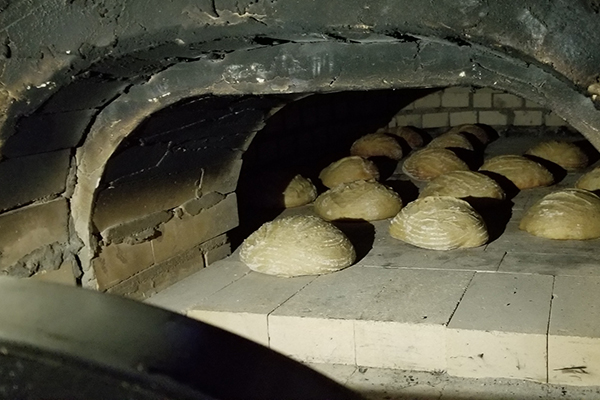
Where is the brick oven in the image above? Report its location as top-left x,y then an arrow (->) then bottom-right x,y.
2,0 -> 600,389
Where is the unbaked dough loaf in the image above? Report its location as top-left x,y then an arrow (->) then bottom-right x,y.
427,132 -> 474,150
519,189 -> 600,240
386,126 -> 426,149
525,140 -> 588,171
402,148 -> 470,181
419,171 -> 505,200
350,133 -> 403,160
240,215 -> 356,277
389,196 -> 488,250
282,174 -> 318,208
576,166 -> 600,191
446,124 -> 490,145
479,155 -> 554,189
314,180 -> 402,221
319,156 -> 380,188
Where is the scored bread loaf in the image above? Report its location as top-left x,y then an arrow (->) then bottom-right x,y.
282,174 -> 318,208
419,170 -> 505,200
576,166 -> 600,191
389,196 -> 488,250
350,133 -> 403,160
446,124 -> 490,145
479,155 -> 554,189
402,148 -> 470,181
519,189 -> 600,240
525,140 -> 588,171
386,126 -> 426,149
319,156 -> 380,188
240,215 -> 356,277
314,180 -> 402,221
427,132 -> 474,151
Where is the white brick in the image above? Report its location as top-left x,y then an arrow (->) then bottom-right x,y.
473,92 -> 492,108
525,99 -> 542,108
450,111 -> 477,126
493,93 -> 523,108
395,114 -> 422,128
355,321 -> 446,371
422,112 -> 449,128
478,111 -> 508,125
414,93 -> 442,109
442,92 -> 470,108
514,110 -> 543,126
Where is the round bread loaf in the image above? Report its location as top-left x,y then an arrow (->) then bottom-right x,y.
479,155 -> 554,189
350,133 -> 403,160
240,215 -> 356,277
319,156 -> 380,188
427,132 -> 474,150
389,196 -> 488,250
314,180 -> 402,221
446,124 -> 490,145
386,126 -> 426,149
402,148 -> 470,181
519,189 -> 600,240
525,140 -> 588,171
282,174 -> 318,208
419,171 -> 505,200
576,166 -> 600,191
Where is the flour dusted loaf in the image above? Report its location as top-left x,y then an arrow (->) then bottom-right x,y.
402,148 -> 470,181
389,196 -> 488,250
446,124 -> 490,145
479,155 -> 554,189
350,133 -> 403,160
319,156 -> 379,188
525,140 -> 588,171
386,126 -> 426,149
314,180 -> 402,221
419,171 -> 505,200
519,189 -> 600,240
240,215 -> 356,277
576,166 -> 600,191
282,174 -> 318,208
427,132 -> 474,150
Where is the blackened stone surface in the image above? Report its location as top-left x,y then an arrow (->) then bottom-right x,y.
100,210 -> 173,246
2,110 -> 95,157
0,150 -> 71,212
40,78 -> 129,113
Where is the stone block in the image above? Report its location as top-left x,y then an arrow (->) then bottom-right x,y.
473,92 -> 492,108
394,114 -> 422,128
186,310 -> 269,346
422,112 -> 449,128
100,210 -> 172,245
355,320 -> 447,371
268,315 -> 355,364
525,99 -> 542,108
93,241 -> 155,290
102,142 -> 169,184
442,92 -> 470,108
0,150 -> 71,212
450,111 -> 477,126
3,110 -> 95,157
446,329 -> 547,381
498,252 -> 600,276
514,110 -> 543,126
0,198 -> 69,272
201,158 -> 243,195
478,111 -> 508,125
414,93 -> 442,109
182,192 -> 226,216
202,234 -> 232,265
493,93 -> 523,108
151,193 -> 238,263
41,78 -> 129,113
31,260 -> 77,285
548,335 -> 600,386
107,245 -> 205,300
545,111 -> 567,126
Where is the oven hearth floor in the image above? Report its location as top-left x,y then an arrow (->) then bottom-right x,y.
147,133 -> 600,388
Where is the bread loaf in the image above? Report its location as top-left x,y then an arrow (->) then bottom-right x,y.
446,124 -> 490,145
427,132 -> 474,150
576,166 -> 600,191
240,215 -> 356,277
525,140 -> 588,171
319,156 -> 379,188
419,171 -> 505,200
350,133 -> 403,160
282,174 -> 318,208
389,196 -> 488,250
519,189 -> 600,240
402,148 -> 470,181
479,155 -> 553,189
386,126 -> 426,149
314,180 -> 402,221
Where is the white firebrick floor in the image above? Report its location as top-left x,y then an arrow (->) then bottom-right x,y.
147,133 -> 600,394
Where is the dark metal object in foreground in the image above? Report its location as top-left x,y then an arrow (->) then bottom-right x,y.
0,277 -> 360,399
